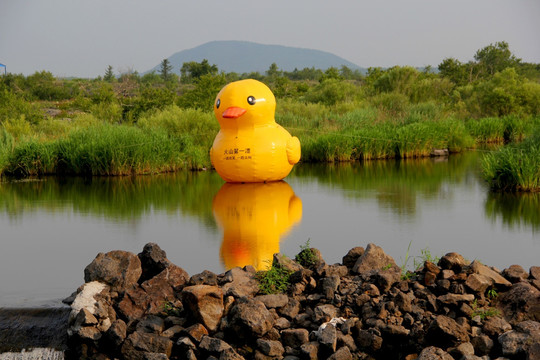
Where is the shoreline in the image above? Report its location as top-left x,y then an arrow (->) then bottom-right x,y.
58,242 -> 539,360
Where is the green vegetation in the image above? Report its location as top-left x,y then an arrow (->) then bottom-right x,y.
471,299 -> 501,320
294,239 -> 318,268
481,126 -> 540,192
256,260 -> 292,295
1,41 -> 539,191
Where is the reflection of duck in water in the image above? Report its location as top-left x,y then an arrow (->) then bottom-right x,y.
213,181 -> 302,270
210,79 -> 301,183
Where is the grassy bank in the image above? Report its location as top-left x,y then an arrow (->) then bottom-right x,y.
481,126 -> 540,192
1,103 -> 539,179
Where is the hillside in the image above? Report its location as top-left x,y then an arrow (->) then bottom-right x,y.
147,40 -> 365,74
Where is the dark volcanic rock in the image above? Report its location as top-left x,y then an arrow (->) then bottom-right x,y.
84,250 -> 142,291
227,297 -> 275,339
427,315 -> 469,348
352,243 -> 399,274
138,243 -> 172,282
182,285 -> 224,332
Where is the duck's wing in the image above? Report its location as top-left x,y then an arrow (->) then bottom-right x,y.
286,136 -> 301,165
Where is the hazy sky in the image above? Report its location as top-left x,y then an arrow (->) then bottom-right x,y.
1,0 -> 539,78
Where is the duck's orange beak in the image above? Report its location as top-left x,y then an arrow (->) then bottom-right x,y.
222,107 -> 246,119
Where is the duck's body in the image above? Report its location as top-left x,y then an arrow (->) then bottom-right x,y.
210,79 -> 301,183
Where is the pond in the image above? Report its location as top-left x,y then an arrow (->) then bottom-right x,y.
0,151 -> 538,308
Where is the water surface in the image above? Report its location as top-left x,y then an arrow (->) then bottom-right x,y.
1,151 -> 538,307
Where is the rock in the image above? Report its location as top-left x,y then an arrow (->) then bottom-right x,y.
321,275 -> 340,300
503,265 -> 528,283
318,323 -> 337,352
222,268 -> 260,298
182,323 -> 209,343
136,315 -> 165,334
121,331 -> 173,360
471,334 -> 494,356
469,260 -> 512,288
227,297 -> 275,339
465,273 -> 493,293
279,298 -> 301,320
482,316 -> 512,337
199,335 -> 232,354
395,290 -> 413,313
116,264 -> 188,321
255,294 -> 289,309
498,282 -> 540,322
182,285 -> 224,332
273,253 -> 304,273
300,341 -> 319,360
138,243 -> 172,282
220,347 -> 246,360
105,319 -> 127,347
497,321 -> 540,358
69,281 -> 108,324
257,338 -> 285,357
530,266 -> 540,280
313,304 -> 338,324
84,250 -> 142,291
373,269 -> 401,292
448,342 -> 475,358
190,270 -> 219,286
352,243 -> 399,274
438,252 -> 469,272
327,346 -> 353,360
417,346 -> 454,360
281,328 -> 310,348
427,315 -> 469,348
437,293 -> 475,306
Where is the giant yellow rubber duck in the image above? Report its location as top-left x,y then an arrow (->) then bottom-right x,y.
213,181 -> 303,271
210,79 -> 301,183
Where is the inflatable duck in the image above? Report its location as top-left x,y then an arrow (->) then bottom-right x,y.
213,181 -> 303,270
210,79 -> 301,183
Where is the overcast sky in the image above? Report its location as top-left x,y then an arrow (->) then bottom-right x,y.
1,0 -> 539,78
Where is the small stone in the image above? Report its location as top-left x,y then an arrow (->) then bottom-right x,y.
227,297 -> 275,338
471,334 -> 494,356
275,317 -> 291,330
417,346 -> 454,360
352,243 -> 398,274
482,316 -> 512,337
182,285 -> 224,332
503,265 -> 528,283
182,323 -> 208,343
465,273 -> 493,293
321,276 -> 341,300
190,270 -> 218,286
256,338 -> 285,357
199,335 -> 232,353
327,346 -> 352,360
300,342 -> 319,360
437,293 -> 475,306
318,324 -> 337,352
438,252 -> 469,272
281,328 -> 310,348
255,294 -> 289,309
313,304 -> 338,324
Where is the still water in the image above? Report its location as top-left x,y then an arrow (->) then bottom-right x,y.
0,151 -> 538,308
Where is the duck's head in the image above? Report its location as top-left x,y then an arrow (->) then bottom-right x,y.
214,79 -> 276,129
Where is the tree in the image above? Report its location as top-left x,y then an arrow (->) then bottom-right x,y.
180,59 -> 218,83
159,59 -> 173,82
438,58 -> 468,86
474,41 -> 520,77
104,65 -> 115,82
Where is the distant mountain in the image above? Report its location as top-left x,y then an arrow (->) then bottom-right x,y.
147,40 -> 365,74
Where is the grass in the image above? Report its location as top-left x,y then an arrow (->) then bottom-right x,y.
481,126 -> 540,192
471,299 -> 501,320
1,96 -> 539,181
255,261 -> 292,295
294,239 -> 318,268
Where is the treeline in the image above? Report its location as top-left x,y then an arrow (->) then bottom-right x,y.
0,41 -> 539,190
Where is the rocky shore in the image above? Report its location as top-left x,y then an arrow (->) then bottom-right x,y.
64,243 -> 540,360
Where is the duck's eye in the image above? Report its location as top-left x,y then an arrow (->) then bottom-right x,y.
216,99 -> 221,109
247,96 -> 256,105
